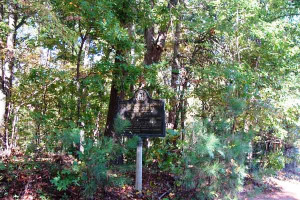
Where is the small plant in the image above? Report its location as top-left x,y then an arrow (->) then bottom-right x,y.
174,120 -> 251,199
265,151 -> 286,171
114,114 -> 131,135
146,129 -> 183,172
0,162 -> 6,171
51,167 -> 80,191
79,137 -> 114,197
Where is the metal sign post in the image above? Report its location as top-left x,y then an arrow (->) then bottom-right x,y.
135,137 -> 143,191
115,89 -> 166,192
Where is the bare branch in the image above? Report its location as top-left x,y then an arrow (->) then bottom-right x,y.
15,16 -> 27,30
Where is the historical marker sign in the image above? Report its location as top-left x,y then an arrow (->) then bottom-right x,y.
116,89 -> 166,138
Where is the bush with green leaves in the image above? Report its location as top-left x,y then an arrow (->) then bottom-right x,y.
50,130 -> 128,198
80,138 -> 115,197
146,129 -> 183,172
51,167 -> 80,191
175,120 -> 251,200
264,151 -> 286,171
49,115 -> 138,198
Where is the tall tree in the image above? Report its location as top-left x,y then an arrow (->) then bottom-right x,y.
169,1 -> 182,129
0,0 -> 28,150
104,0 -> 137,137
144,0 -> 178,65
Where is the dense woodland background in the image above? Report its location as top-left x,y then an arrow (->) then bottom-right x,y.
0,0 -> 299,199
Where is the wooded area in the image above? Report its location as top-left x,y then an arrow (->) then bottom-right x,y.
0,0 -> 299,199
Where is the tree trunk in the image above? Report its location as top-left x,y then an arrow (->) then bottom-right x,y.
76,35 -> 86,125
143,0 -> 180,129
76,34 -> 87,153
0,2 -> 4,145
11,107 -> 19,148
0,91 -> 4,147
179,88 -> 187,141
129,24 -> 136,66
2,1 -> 17,150
0,3 -> 3,22
0,61 -> 5,148
104,50 -> 124,137
143,0 -> 177,66
93,110 -> 102,138
83,35 -> 90,68
169,20 -> 181,129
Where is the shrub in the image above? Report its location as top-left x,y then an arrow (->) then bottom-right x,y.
50,134 -> 128,198
175,120 -> 251,199
146,129 -> 183,172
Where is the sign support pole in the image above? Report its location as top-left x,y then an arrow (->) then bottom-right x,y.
135,137 -> 143,192
116,90 -> 166,192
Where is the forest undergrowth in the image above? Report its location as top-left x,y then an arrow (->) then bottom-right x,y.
0,0 -> 300,199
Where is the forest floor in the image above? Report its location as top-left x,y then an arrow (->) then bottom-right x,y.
240,168 -> 300,200
0,152 -> 179,200
1,151 -> 300,200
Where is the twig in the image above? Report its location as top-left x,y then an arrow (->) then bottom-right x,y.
158,188 -> 171,200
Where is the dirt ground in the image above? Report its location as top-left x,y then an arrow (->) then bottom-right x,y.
242,169 -> 300,200
1,152 -> 299,200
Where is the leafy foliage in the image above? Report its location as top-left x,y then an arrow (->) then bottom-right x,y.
0,0 -> 299,199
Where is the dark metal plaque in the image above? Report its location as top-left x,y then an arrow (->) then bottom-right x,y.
116,89 -> 165,138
